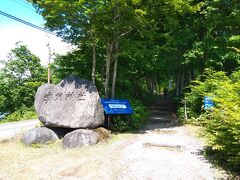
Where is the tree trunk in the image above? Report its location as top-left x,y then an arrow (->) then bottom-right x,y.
111,41 -> 119,99
175,75 -> 180,96
192,69 -> 198,81
188,71 -> 192,85
150,78 -> 153,94
155,76 -> 158,95
147,78 -> 152,93
91,38 -> 96,85
104,41 -> 113,98
180,73 -> 184,95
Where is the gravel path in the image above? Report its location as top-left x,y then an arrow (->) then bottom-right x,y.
116,98 -> 227,179
118,126 -> 226,179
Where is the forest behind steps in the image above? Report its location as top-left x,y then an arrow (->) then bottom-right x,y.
0,0 -> 239,176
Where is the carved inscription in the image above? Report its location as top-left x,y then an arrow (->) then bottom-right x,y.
65,92 -> 74,100
54,92 -> 63,100
44,91 -> 86,103
77,92 -> 86,100
44,92 -> 52,103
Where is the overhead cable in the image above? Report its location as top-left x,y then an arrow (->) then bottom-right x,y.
18,0 -> 34,8
13,0 -> 35,11
0,10 -> 55,35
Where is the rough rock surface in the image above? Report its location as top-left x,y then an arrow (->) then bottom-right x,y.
34,76 -> 104,128
62,129 -> 99,149
94,127 -> 111,142
21,127 -> 58,145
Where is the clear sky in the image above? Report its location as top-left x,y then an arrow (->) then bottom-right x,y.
0,0 -> 70,66
0,0 -> 45,27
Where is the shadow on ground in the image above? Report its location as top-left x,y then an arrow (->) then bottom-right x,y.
139,96 -> 181,134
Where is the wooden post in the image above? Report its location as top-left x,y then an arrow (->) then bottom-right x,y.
108,115 -> 111,130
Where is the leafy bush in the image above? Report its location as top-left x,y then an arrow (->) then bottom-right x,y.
182,69 -> 240,172
111,98 -> 149,132
0,107 -> 37,124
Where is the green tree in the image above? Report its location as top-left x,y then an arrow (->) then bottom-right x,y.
29,0 -> 149,98
0,43 -> 46,117
169,0 -> 240,95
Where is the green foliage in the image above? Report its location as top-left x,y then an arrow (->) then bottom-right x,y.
182,69 -> 240,172
130,99 -> 149,129
111,98 -> 149,132
0,107 -> 37,124
0,95 -> 7,111
0,43 -> 46,121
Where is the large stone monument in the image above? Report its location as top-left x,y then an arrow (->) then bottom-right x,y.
22,76 -> 110,148
34,76 -> 104,128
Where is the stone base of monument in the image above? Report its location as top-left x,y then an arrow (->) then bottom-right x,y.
62,127 -> 111,149
62,129 -> 99,149
21,127 -> 59,146
94,127 -> 111,142
22,126 -> 111,148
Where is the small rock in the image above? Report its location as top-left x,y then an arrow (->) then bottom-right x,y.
94,127 -> 111,142
63,129 -> 99,149
21,127 -> 59,145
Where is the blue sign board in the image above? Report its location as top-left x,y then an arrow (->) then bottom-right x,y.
204,96 -> 214,110
101,99 -> 134,115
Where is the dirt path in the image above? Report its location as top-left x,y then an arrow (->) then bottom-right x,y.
0,98 -> 228,179
117,98 -> 227,179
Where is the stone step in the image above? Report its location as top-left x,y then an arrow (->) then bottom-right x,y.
142,122 -> 172,130
149,114 -> 175,118
152,102 -> 172,106
149,107 -> 173,110
149,116 -> 175,122
149,110 -> 174,115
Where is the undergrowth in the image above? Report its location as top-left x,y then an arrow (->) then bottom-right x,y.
178,69 -> 240,174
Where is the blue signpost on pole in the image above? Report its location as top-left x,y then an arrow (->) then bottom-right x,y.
101,99 -> 134,115
204,96 -> 214,110
101,99 -> 134,129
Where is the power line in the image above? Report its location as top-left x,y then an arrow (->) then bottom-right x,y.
18,0 -> 34,8
0,10 -> 55,35
13,0 -> 35,12
18,0 -> 37,11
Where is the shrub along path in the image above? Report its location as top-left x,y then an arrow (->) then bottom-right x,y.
0,97 -> 228,179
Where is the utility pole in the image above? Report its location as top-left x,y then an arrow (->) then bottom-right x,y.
46,34 -> 52,84
47,42 -> 51,83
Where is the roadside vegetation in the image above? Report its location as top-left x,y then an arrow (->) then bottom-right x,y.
0,43 -> 45,123
0,0 -> 239,174
178,69 -> 240,173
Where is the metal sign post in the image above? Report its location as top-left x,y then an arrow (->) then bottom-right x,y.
107,115 -> 111,129
101,99 -> 134,129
